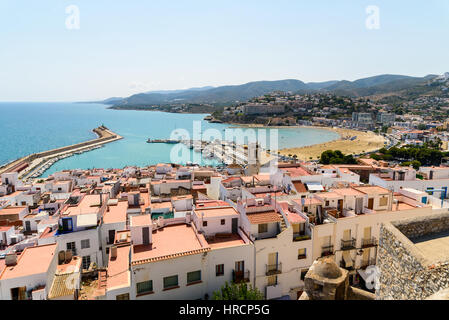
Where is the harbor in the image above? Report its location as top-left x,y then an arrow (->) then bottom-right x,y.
146,137 -> 275,166
0,126 -> 123,181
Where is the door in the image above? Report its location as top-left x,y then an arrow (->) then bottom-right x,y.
338,199 -> 344,212
25,221 -> 31,232
235,260 -> 244,272
368,198 -> 374,210
364,227 -> 371,240
343,229 -> 351,241
232,218 -> 238,234
362,249 -> 370,267
142,227 -> 150,245
355,198 -> 363,214
268,252 -> 278,273
108,229 -> 116,244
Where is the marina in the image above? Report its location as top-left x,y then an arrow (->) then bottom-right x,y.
0,126 -> 123,182
146,137 -> 274,166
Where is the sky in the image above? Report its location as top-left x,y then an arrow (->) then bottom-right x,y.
0,0 -> 448,102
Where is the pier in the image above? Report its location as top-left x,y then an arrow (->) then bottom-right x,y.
147,137 -> 274,166
0,126 -> 123,181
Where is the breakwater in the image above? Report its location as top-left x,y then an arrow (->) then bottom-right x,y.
0,126 -> 123,180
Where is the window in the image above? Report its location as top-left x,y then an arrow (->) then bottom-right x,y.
258,223 -> 268,233
325,201 -> 330,207
300,269 -> 309,281
267,275 -> 277,286
116,293 -> 130,300
81,239 -> 90,249
61,218 -> 73,232
66,242 -> 76,254
203,221 -> 207,227
187,270 -> 201,284
163,275 -> 179,290
298,248 -> 307,259
82,256 -> 91,270
379,196 -> 388,206
221,219 -> 226,225
136,280 -> 153,295
216,264 -> 224,276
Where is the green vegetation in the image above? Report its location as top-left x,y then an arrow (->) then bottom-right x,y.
371,145 -> 449,166
400,160 -> 422,170
319,150 -> 357,165
212,282 -> 264,300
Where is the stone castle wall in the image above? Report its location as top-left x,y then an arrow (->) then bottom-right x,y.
376,213 -> 449,300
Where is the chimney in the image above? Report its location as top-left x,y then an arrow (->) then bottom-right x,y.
5,252 -> 17,266
110,246 -> 117,259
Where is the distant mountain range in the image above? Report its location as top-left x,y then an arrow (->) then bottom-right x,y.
100,73 -> 446,107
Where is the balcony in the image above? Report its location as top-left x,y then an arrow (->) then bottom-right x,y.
321,245 -> 334,257
361,237 -> 378,248
341,238 -> 356,250
232,270 -> 250,283
265,263 -> 282,276
293,233 -> 311,242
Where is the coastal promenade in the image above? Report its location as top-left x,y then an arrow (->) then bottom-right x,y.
0,126 -> 123,180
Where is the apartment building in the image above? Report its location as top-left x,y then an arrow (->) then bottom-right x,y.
38,193 -> 108,269
0,243 -> 59,300
291,186 -> 438,286
97,201 -> 255,300
237,196 -> 313,300
370,166 -> 449,194
99,199 -> 128,266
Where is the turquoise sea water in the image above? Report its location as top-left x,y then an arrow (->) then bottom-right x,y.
0,102 -> 339,176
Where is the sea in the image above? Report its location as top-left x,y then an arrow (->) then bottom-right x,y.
0,102 -> 339,177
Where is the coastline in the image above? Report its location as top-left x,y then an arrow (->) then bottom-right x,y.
93,107 -> 386,163
0,126 -> 123,180
215,121 -> 386,160
279,127 -> 386,161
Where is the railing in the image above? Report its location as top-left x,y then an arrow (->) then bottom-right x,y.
266,263 -> 282,276
341,238 -> 356,250
321,245 -> 334,257
232,270 -> 250,283
293,233 -> 311,242
361,237 -> 378,248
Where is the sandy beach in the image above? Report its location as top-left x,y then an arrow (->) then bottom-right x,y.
279,127 -> 386,161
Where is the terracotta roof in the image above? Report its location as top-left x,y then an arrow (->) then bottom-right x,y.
130,214 -> 151,227
103,201 -> 128,224
195,207 -> 238,219
353,186 -> 391,195
246,211 -> 282,224
107,245 -> 130,289
131,224 -> 210,265
0,243 -> 57,280
0,206 -> 26,215
293,182 -> 307,193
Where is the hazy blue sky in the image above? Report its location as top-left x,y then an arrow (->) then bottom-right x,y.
0,0 -> 448,101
